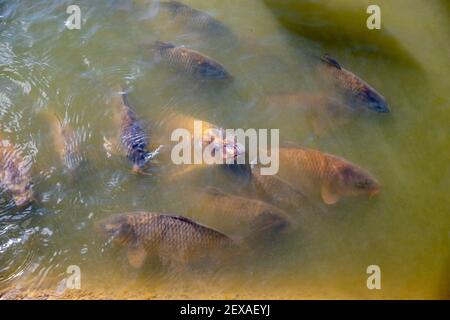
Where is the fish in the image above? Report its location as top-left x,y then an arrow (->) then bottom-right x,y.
0,134 -> 33,207
150,41 -> 232,81
276,147 -> 380,205
160,1 -> 234,38
108,87 -> 162,173
250,165 -> 317,213
96,211 -> 236,268
46,112 -> 83,172
265,93 -> 354,134
195,186 -> 293,238
318,54 -> 389,113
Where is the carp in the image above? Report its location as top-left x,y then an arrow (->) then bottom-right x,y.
319,54 -> 389,113
160,1 -> 235,38
0,134 -> 33,207
96,211 -> 237,267
195,186 -> 293,237
150,41 -> 232,81
276,147 -> 380,205
107,87 -> 162,173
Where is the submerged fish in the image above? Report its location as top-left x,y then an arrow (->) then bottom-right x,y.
251,166 -> 316,213
319,54 -> 389,113
109,88 -> 162,173
0,134 -> 33,207
277,147 -> 380,205
96,211 -> 236,267
160,1 -> 234,38
150,41 -> 232,81
47,112 -> 83,172
265,93 -> 354,135
196,186 -> 293,237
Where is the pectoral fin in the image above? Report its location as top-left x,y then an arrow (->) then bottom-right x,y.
127,245 -> 147,268
321,184 -> 340,205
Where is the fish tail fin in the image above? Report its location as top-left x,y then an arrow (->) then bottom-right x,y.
143,144 -> 164,164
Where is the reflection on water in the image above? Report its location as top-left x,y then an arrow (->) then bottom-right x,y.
0,0 -> 449,299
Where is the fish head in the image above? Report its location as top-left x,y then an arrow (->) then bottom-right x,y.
334,164 -> 381,198
196,61 -> 231,80
357,86 -> 389,113
95,214 -> 134,245
201,128 -> 245,162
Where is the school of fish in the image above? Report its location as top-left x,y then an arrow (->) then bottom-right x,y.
0,1 -> 390,269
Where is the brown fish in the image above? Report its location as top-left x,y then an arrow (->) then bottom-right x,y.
160,1 -> 235,39
96,211 -> 236,268
108,88 -> 162,173
46,112 -> 83,172
195,186 -> 293,237
0,134 -> 33,207
251,165 -> 316,213
265,93 -> 354,134
277,147 -> 380,205
319,54 -> 389,113
150,41 -> 232,81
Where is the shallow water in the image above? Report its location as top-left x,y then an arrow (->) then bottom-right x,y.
0,0 -> 449,299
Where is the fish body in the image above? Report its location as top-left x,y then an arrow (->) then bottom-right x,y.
196,186 -> 293,237
160,1 -> 233,38
0,135 -> 33,207
265,93 -> 354,134
151,41 -> 232,81
96,211 -> 236,267
319,54 -> 389,113
110,89 -> 160,173
48,113 -> 83,172
277,147 -> 380,204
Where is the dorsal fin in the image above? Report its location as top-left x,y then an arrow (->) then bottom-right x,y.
153,41 -> 175,50
321,54 -> 342,70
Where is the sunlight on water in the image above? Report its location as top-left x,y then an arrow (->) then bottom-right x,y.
0,0 -> 449,299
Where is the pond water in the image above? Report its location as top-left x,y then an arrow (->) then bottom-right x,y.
0,0 -> 449,299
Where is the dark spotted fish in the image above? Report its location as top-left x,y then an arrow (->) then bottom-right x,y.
150,41 -> 232,81
111,88 -> 161,173
196,186 -> 293,237
319,54 -> 389,113
160,1 -> 234,38
0,134 -> 33,207
276,147 -> 380,205
96,211 -> 236,267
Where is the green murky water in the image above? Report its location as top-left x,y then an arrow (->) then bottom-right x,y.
0,0 -> 449,299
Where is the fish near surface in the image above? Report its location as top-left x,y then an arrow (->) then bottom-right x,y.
160,1 -> 235,39
0,134 -> 33,207
109,88 -> 161,173
251,165 -> 317,213
150,41 -> 232,81
159,113 -> 245,180
47,112 -> 84,172
96,211 -> 237,268
195,186 -> 293,238
265,93 -> 355,135
318,54 -> 389,113
277,147 -> 380,205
